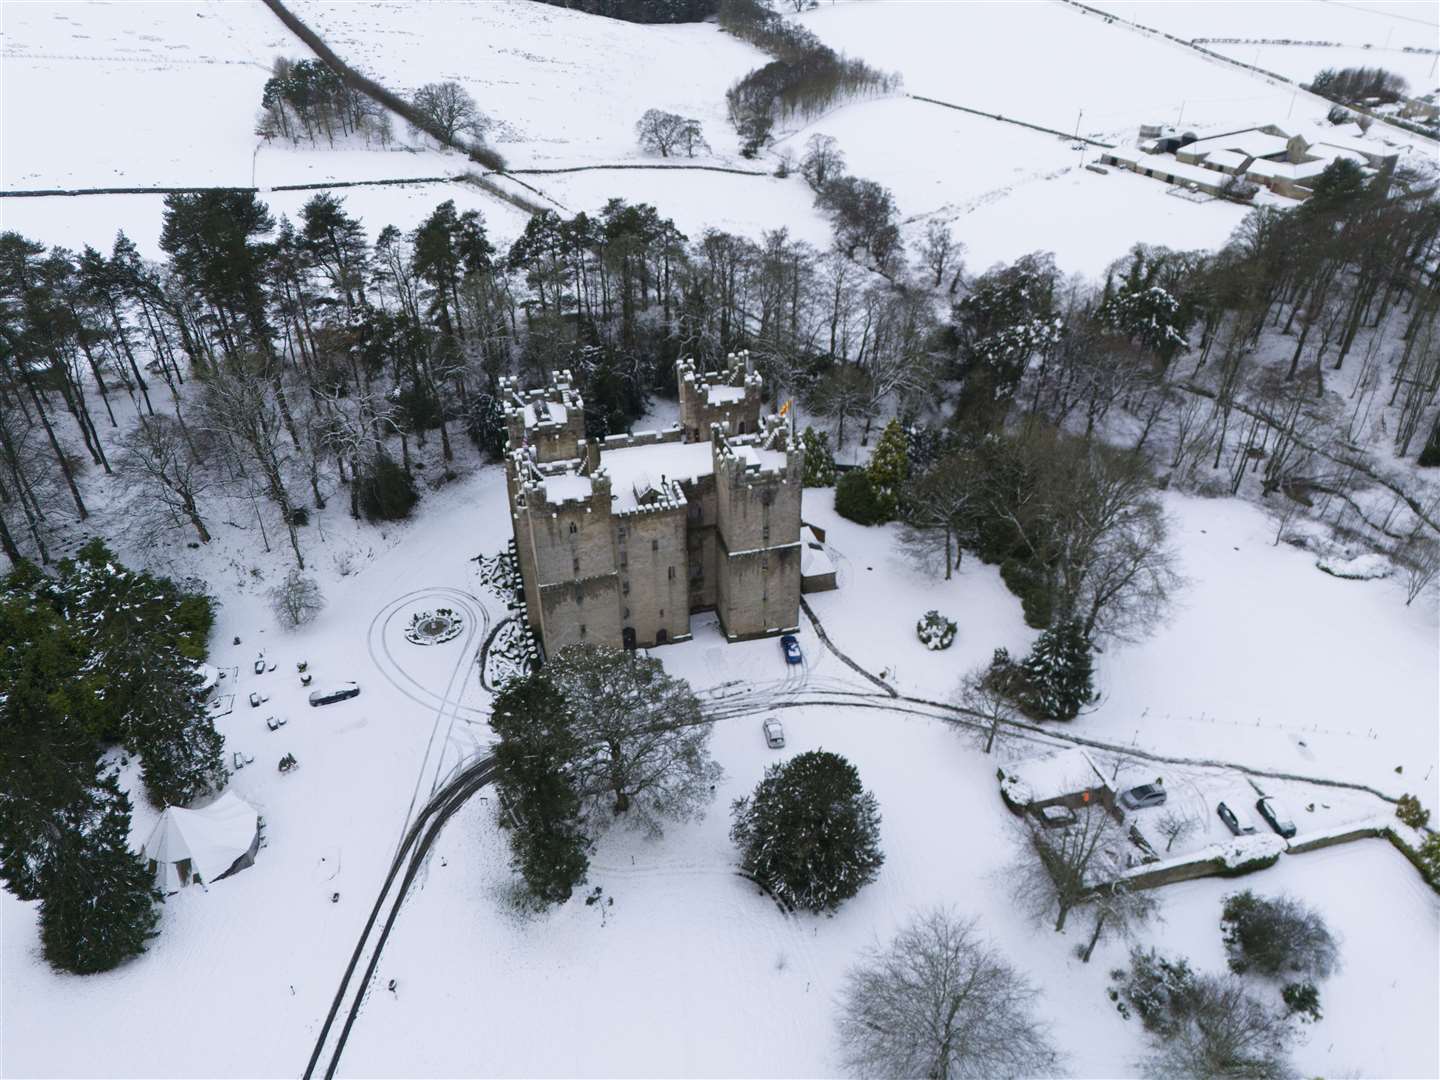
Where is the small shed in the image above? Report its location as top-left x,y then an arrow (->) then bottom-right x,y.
799,524 -> 838,593
143,792 -> 261,893
996,747 -> 1120,821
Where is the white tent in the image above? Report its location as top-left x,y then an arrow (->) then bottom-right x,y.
142,792 -> 260,893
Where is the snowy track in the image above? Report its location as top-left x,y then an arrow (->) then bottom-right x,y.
304,753 -> 499,1080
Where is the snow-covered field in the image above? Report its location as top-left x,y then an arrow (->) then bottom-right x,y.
1088,0 -> 1440,92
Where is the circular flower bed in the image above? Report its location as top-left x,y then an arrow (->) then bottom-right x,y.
405,607 -> 464,646
916,610 -> 957,651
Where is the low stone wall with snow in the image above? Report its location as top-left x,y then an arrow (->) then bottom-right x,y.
1118,834 -> 1286,891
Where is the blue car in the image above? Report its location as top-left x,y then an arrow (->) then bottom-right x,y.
781,635 -> 802,665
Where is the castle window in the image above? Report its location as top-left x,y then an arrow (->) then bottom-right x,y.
762,557 -> 769,571
569,522 -> 578,534
668,566 -> 676,581
762,525 -> 770,542
580,624 -> 587,636
573,557 -> 580,573
624,607 -> 630,619
651,539 -> 659,552
623,580 -> 630,595
620,553 -> 628,568
618,526 -> 627,539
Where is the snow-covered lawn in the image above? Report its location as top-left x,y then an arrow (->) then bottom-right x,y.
801,487 -> 1439,806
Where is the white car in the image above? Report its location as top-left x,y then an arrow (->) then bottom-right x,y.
762,718 -> 785,749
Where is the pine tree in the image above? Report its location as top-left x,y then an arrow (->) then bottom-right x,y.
492,673 -> 591,905
0,568 -> 103,900
53,541 -> 226,804
1020,619 -> 1094,721
38,773 -> 162,975
866,419 -> 909,522
730,750 -> 884,914
800,426 -> 836,487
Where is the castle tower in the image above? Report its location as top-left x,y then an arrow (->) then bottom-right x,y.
677,352 -> 762,443
710,422 -> 803,641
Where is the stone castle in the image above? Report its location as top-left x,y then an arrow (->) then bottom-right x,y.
503,354 -> 807,656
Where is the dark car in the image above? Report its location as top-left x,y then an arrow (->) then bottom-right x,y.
1119,783 -> 1167,810
1217,800 -> 1257,836
1255,796 -> 1297,838
781,634 -> 802,665
309,682 -> 360,707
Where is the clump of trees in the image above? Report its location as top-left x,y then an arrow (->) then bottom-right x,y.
730,750 -> 882,913
799,426 -> 836,486
635,109 -> 709,158
0,545 -> 224,972
1110,947 -> 1300,1078
1310,65 -> 1409,106
532,0 -> 717,21
835,909 -> 1060,1079
257,57 -> 390,146
720,0 -> 898,157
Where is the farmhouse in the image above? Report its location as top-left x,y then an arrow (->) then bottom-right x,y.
504,354 -> 805,656
1103,122 -> 1398,201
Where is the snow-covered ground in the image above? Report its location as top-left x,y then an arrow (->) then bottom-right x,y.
803,487 -> 1439,808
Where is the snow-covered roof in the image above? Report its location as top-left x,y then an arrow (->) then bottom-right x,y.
523,400 -> 569,428
194,663 -> 220,693
541,474 -> 593,505
1000,747 -> 1109,805
1202,148 -> 1250,171
1184,129 -> 1288,159
143,791 -> 259,892
706,385 -> 747,405
800,527 -> 837,578
598,441 -> 714,512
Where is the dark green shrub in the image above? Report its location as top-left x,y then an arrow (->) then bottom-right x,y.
1220,890 -> 1338,978
1396,793 -> 1430,830
1000,558 -> 1053,628
358,454 -> 419,522
835,469 -> 884,525
1282,981 -> 1322,1022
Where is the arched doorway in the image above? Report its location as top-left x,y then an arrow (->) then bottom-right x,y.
622,627 -> 637,651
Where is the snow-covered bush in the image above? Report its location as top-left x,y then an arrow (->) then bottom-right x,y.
1220,890 -> 1339,979
1396,793 -> 1430,830
915,610 -> 956,650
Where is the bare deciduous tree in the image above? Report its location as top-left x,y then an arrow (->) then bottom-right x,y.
954,665 -> 1017,754
635,109 -> 708,158
1155,807 -> 1197,853
269,567 -> 324,629
1141,973 -> 1298,1080
800,134 -> 845,193
547,644 -> 721,833
115,414 -> 212,544
916,219 -> 963,293
411,81 -> 491,144
835,908 -> 1061,1080
1010,804 -> 1126,932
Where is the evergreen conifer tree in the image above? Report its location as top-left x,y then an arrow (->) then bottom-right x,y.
492,673 -> 591,905
1020,619 -> 1094,721
866,419 -> 909,522
38,774 -> 162,975
730,750 -> 883,913
800,427 -> 836,487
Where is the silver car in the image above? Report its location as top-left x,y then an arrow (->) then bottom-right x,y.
762,718 -> 785,748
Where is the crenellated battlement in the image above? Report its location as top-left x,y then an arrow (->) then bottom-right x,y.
677,352 -> 763,442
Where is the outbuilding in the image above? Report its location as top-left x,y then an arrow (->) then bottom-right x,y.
142,791 -> 261,892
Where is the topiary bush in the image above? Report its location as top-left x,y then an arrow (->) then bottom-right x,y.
915,610 -> 956,650
835,469 -> 884,525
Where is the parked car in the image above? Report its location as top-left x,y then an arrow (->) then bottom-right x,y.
1255,796 -> 1297,838
253,658 -> 266,675
309,683 -> 360,707
1217,800 -> 1258,836
1036,804 -> 1078,828
780,634 -> 802,665
762,718 -> 786,749
1119,783 -> 1167,810
248,691 -> 262,709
